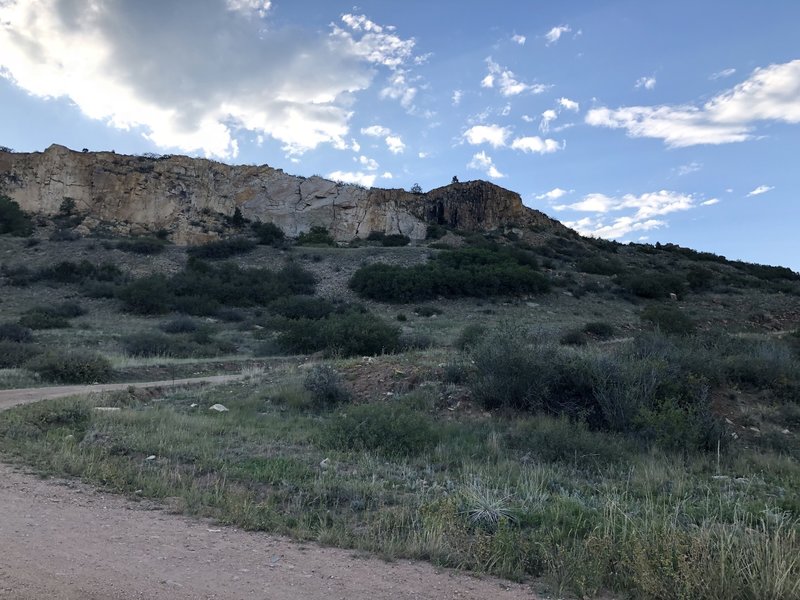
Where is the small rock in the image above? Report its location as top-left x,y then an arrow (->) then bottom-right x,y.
209,404 -> 229,412
319,458 -> 330,470
748,426 -> 761,433
94,407 -> 121,412
190,403 -> 198,408
145,455 -> 156,461
782,429 -> 791,435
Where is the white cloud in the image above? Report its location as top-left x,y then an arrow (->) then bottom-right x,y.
350,139 -> 361,152
361,125 -> 391,137
710,68 -> 737,80
357,155 -> 379,170
511,136 -> 563,154
463,124 -> 511,147
511,34 -> 526,45
327,170 -> 377,187
452,90 -> 463,106
536,188 -> 569,201
747,185 -> 774,196
545,25 -> 571,45
701,198 -> 720,206
0,3 -> 418,158
482,58 -> 549,97
381,171 -> 393,179
586,60 -> 800,147
558,190 -> 700,238
385,134 -> 405,154
380,70 -> 417,108
635,76 -> 657,90
558,97 -> 580,112
468,151 -> 505,178
521,114 -> 534,123
418,151 -> 429,159
361,125 -> 404,153
676,162 -> 702,176
539,109 -> 558,133
500,103 -> 512,116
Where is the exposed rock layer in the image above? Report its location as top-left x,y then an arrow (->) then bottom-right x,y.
0,145 -> 567,244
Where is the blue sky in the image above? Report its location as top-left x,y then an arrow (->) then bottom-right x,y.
1,0 -> 798,270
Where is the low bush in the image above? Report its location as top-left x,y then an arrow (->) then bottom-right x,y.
583,321 -> 615,339
19,309 -> 71,330
576,256 -> 625,276
322,403 -> 439,456
117,260 -> 317,315
455,324 -> 486,350
0,195 -> 33,236
186,237 -> 256,260
115,237 -> 167,255
350,247 -> 549,302
158,316 -> 199,334
641,304 -> 696,335
121,331 -> 235,358
252,221 -> 285,246
297,226 -> 335,246
414,305 -> 443,317
617,271 -> 686,299
26,351 -> 113,384
381,233 -> 410,247
303,364 -> 351,409
426,223 -> 447,240
560,330 -> 589,346
276,311 -> 400,357
0,322 -> 33,343
0,341 -> 42,368
269,296 -> 336,320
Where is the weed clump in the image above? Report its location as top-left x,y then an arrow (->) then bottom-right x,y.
186,237 -> 256,260
277,311 -> 400,357
322,403 -> 439,456
252,221 -> 285,246
297,226 -> 335,246
0,195 -> 33,236
303,364 -> 351,409
641,304 -> 696,335
27,351 -> 113,384
0,322 -> 34,343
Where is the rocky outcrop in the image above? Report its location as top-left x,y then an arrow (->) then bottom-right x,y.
0,144 -> 567,244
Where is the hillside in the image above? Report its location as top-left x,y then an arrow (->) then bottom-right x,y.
1,148 -> 800,599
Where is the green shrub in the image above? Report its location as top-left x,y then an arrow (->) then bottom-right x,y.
0,341 -> 42,368
365,231 -> 385,242
583,321 -> 615,339
116,274 -> 172,314
426,223 -> 447,240
121,331 -> 235,358
303,364 -> 351,409
159,316 -> 199,333
414,305 -> 443,317
32,260 -> 122,285
27,351 -> 113,384
297,226 -> 335,246
455,324 -> 486,350
381,233 -> 411,247
634,398 -> 725,452
576,256 -> 625,276
617,271 -> 686,299
252,221 -> 285,246
641,304 -> 696,335
0,195 -> 33,236
350,247 -> 549,302
115,237 -> 167,255
186,237 -> 256,260
0,322 -> 33,343
269,296 -> 335,320
686,266 -> 715,291
18,309 -> 70,330
277,311 -> 400,357
560,330 -> 589,346
322,403 -> 439,456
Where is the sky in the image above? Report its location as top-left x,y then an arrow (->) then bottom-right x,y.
0,0 -> 798,271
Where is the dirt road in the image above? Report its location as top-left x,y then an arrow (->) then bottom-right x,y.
0,374 -> 245,411
0,380 -> 538,599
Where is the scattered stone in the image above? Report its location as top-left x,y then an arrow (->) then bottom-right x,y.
209,404 -> 229,412
319,458 -> 330,470
145,455 -> 156,461
94,407 -> 121,412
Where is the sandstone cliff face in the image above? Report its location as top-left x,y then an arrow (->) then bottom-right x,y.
0,145 -> 566,244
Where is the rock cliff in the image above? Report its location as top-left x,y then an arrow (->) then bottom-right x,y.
0,144 -> 567,244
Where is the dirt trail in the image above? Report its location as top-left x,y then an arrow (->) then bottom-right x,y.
0,378 -> 539,599
0,374 -> 245,411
